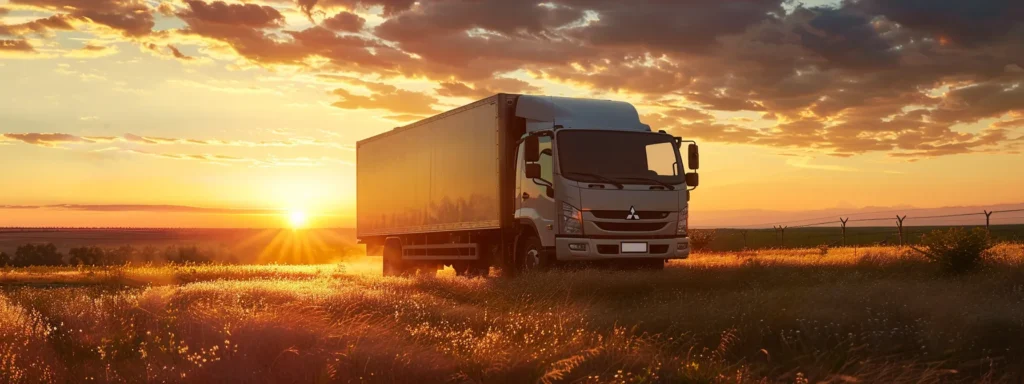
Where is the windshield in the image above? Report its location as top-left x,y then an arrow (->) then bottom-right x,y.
557,130 -> 683,185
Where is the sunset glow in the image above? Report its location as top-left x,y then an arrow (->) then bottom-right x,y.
0,0 -> 1021,228
288,211 -> 308,229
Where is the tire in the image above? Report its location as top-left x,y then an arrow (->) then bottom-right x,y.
382,241 -> 403,277
517,234 -> 551,273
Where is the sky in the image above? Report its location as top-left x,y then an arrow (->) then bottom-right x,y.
0,0 -> 1022,228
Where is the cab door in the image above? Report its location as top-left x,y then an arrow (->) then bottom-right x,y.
516,136 -> 556,246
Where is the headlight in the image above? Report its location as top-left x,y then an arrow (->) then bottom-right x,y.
562,202 -> 583,235
676,209 -> 688,236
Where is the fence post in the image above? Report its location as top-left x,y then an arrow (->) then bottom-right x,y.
740,230 -> 749,250
984,210 -> 993,232
840,217 -> 849,246
897,217 -> 905,246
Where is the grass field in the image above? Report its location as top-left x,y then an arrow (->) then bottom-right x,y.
2,245 -> 1024,383
704,225 -> 1024,252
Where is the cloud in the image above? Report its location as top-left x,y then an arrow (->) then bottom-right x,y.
331,83 -> 440,115
321,11 -> 364,32
0,39 -> 34,53
1,133 -> 94,147
10,0 -> 155,36
1,204 -> 283,214
0,14 -> 77,36
436,77 -> 541,100
3,132 -> 355,151
5,0 -> 1024,160
64,43 -> 119,58
101,147 -> 353,167
167,44 -> 193,60
178,1 -> 284,29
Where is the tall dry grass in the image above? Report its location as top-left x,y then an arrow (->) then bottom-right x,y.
0,244 -> 1022,383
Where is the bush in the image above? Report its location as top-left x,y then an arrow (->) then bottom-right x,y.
911,227 -> 992,274
0,252 -> 9,267
68,246 -> 106,266
13,243 -> 64,267
689,229 -> 717,253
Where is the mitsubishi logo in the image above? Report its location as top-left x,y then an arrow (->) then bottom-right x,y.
626,206 -> 640,220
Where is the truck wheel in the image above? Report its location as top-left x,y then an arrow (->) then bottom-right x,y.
518,235 -> 550,273
382,241 -> 403,277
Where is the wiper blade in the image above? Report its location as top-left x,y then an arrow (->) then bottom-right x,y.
563,172 -> 624,189
615,176 -> 676,190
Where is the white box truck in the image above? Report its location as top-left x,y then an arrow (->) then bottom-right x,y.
357,94 -> 700,276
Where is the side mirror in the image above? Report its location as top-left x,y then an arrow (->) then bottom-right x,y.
685,173 -> 699,187
525,163 -> 541,179
524,136 -> 540,163
545,186 -> 554,198
687,143 -> 699,170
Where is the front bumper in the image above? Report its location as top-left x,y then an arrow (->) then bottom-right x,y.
555,236 -> 690,260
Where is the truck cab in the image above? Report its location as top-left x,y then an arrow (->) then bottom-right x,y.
511,96 -> 699,270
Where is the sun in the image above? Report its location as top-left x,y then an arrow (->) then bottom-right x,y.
287,210 -> 308,229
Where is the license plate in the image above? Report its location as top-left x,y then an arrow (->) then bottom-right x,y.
621,242 -> 648,253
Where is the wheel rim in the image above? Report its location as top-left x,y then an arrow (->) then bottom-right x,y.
525,247 -> 541,270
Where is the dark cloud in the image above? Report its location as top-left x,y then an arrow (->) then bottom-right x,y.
321,11 -> 364,32
180,1 -> 284,29
10,0 -> 154,36
794,7 -> 898,69
297,0 -> 419,19
853,0 -> 1024,47
436,78 -> 541,100
0,39 -> 34,52
7,0 -> 1024,159
0,14 -> 77,36
167,44 -> 193,60
566,0 -> 784,54
931,82 -> 1024,124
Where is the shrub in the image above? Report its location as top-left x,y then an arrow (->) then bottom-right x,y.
689,229 -> 717,252
68,246 -> 106,266
911,227 -> 992,274
12,243 -> 64,267
0,252 -> 9,267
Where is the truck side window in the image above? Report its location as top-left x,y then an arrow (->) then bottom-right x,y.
538,137 -> 553,181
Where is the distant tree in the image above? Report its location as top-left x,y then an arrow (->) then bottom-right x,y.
138,246 -> 159,264
0,252 -> 10,267
106,245 -> 136,265
13,243 -> 64,267
68,246 -> 106,266
176,245 -> 211,264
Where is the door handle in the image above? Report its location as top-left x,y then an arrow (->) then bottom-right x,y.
521,192 -> 530,200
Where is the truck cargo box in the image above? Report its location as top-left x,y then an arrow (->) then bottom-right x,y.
356,95 -> 520,238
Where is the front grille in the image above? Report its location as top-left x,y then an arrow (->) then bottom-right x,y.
595,244 -> 669,255
589,210 -> 670,220
594,222 -> 667,232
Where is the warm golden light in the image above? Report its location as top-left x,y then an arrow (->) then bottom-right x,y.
288,210 -> 308,229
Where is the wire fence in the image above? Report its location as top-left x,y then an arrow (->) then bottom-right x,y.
706,208 -> 1024,251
